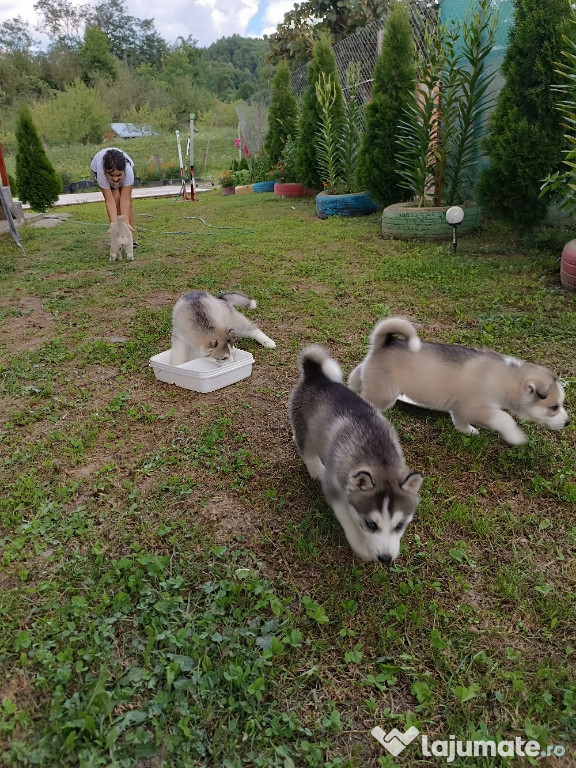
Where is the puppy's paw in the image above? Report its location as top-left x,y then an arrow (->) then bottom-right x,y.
467,426 -> 480,436
263,338 -> 276,349
505,430 -> 528,445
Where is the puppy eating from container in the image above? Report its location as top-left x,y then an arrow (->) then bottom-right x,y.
109,215 -> 133,262
171,290 -> 276,366
288,344 -> 423,563
348,316 -> 570,445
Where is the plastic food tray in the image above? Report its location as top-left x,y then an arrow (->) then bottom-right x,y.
149,349 -> 254,392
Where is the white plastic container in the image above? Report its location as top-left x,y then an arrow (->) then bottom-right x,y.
149,349 -> 254,392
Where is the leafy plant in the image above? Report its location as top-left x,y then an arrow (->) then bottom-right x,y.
315,63 -> 364,194
296,33 -> 344,190
267,136 -> 299,182
396,0 -> 498,207
217,169 -> 235,188
540,18 -> 576,218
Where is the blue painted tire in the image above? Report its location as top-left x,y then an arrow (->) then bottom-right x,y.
252,181 -> 275,193
316,191 -> 378,219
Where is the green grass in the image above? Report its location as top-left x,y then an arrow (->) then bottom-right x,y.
0,191 -> 575,766
2,128 -> 238,188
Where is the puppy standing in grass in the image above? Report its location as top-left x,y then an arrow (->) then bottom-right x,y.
171,290 -> 276,365
348,317 -> 570,445
109,215 -> 133,262
288,345 -> 423,564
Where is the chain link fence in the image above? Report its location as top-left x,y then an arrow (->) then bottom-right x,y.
235,2 -> 439,155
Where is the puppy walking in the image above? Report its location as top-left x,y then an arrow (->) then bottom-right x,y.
109,215 -> 133,262
288,345 -> 423,563
171,290 -> 276,365
348,317 -> 570,445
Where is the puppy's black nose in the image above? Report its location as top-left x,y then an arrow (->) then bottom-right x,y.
378,554 -> 393,564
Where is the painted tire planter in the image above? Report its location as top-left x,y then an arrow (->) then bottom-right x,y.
560,239 -> 576,291
221,186 -> 235,196
274,182 -> 316,198
382,201 -> 481,240
316,190 -> 378,219
235,184 -> 253,194
252,181 -> 275,193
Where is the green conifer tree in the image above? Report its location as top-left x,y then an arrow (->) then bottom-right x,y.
295,34 -> 344,190
356,2 -> 416,206
476,0 -> 572,231
264,61 -> 298,165
15,105 -> 62,212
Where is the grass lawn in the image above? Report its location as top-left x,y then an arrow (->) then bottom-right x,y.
0,190 -> 575,767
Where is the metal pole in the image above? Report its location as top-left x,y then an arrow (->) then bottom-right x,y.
175,130 -> 188,200
189,113 -> 196,201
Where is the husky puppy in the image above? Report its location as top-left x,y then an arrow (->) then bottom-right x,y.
288,345 -> 423,563
171,290 -> 276,365
109,215 -> 133,262
348,316 -> 570,445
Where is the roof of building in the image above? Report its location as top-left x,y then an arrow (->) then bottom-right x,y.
110,123 -> 158,138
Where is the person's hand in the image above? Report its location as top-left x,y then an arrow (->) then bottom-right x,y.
106,226 -> 111,233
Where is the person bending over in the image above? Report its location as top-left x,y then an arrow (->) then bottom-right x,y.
90,148 -> 138,246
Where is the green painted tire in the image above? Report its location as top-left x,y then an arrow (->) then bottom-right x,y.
382,202 -> 481,240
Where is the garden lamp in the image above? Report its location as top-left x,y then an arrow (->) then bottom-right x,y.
446,206 -> 464,252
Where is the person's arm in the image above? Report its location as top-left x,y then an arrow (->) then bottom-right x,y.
101,187 -> 118,227
119,185 -> 134,230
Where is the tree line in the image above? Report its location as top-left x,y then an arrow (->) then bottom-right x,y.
0,0 -> 405,138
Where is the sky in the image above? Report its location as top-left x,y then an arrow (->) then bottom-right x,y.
0,0 -> 298,49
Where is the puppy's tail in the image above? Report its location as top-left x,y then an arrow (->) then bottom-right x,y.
298,344 -> 343,383
117,215 -> 127,224
219,291 -> 257,310
370,316 -> 422,352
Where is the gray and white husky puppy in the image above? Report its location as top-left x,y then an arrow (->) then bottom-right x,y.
348,316 -> 570,445
171,290 -> 276,365
288,345 -> 424,563
109,215 -> 133,262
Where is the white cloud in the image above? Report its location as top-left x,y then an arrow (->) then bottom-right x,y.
0,0 -> 297,48
260,0 -> 297,37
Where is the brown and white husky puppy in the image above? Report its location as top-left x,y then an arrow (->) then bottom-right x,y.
348,316 -> 570,445
171,290 -> 276,365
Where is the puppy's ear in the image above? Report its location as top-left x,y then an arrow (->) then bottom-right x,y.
401,471 -> 424,493
525,379 -> 550,400
347,471 -> 375,492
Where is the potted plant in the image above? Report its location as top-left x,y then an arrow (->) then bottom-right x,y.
218,169 -> 236,196
314,63 -> 378,218
272,137 -> 315,198
540,15 -> 576,291
381,0 -> 498,240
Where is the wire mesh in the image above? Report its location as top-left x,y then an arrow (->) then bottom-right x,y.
235,1 -> 439,154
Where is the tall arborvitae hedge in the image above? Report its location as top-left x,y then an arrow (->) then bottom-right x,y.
476,0 -> 572,231
356,2 -> 416,206
264,61 -> 298,165
295,34 -> 344,190
15,105 -> 62,212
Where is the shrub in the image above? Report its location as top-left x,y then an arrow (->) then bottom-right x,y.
476,0 -> 573,231
31,79 -> 111,145
15,105 -> 62,211
264,61 -> 298,165
356,2 -> 416,206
